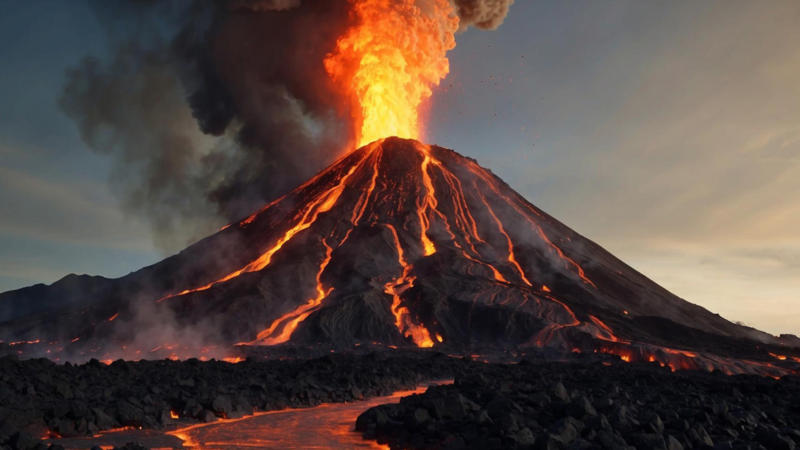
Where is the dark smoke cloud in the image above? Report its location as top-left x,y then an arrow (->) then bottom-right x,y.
60,0 -> 353,253
452,0 -> 514,31
60,0 -> 511,253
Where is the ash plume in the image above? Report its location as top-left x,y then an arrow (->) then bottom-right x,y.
60,0 -> 353,253
452,0 -> 514,31
59,0 -> 512,253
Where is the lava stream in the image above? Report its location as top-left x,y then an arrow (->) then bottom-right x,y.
465,160 -> 596,288
417,155 -> 438,256
157,151 -> 371,303
384,224 -> 434,347
475,185 -> 532,286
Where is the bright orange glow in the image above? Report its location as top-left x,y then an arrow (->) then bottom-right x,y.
476,187 -> 532,286
588,315 -> 626,343
171,411 -> 179,419
8,339 -> 40,346
158,152 -> 371,304
383,224 -> 434,347
769,353 -> 787,360
418,155 -> 438,256
325,0 -> 459,146
257,239 -> 335,345
222,357 -> 244,364
542,285 -> 551,292
435,333 -> 443,343
466,159 -> 596,288
107,313 -> 119,322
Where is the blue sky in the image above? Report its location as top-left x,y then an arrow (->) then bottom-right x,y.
1,0 -> 799,335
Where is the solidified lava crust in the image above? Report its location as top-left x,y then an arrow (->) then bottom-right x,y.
0,350 -> 799,450
358,358 -> 800,450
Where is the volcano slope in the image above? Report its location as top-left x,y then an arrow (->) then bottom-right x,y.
1,138 -> 798,375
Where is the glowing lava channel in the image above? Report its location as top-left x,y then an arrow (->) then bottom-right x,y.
251,147 -> 383,345
158,151 -> 371,303
466,159 -> 596,288
383,224 -> 434,348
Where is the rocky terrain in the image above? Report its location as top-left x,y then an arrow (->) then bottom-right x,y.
0,350 -> 799,450
357,357 -> 800,450
0,351 -> 467,450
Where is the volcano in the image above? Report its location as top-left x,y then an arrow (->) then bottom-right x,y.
2,138 -> 799,375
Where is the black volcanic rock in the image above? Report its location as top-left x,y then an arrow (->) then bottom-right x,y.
356,359 -> 800,450
1,138 -> 798,375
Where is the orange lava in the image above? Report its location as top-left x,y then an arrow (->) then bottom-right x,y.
325,0 -> 458,146
8,339 -> 40,346
466,159 -> 596,288
769,352 -> 787,361
170,411 -> 179,419
256,239 -> 335,345
384,223 -> 434,348
158,152 -> 371,304
107,313 -> 119,322
418,154 -> 438,256
476,188 -> 532,286
589,315 -> 625,343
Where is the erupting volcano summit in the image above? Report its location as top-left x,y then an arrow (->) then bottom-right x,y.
2,137 -> 799,376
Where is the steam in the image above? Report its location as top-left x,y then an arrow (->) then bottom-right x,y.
59,0 -> 513,254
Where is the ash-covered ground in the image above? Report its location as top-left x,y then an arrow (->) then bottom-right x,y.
0,349 -> 798,450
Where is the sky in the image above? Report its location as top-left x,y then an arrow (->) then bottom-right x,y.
1,0 -> 798,335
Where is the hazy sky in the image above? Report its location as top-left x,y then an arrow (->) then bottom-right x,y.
1,1 -> 798,335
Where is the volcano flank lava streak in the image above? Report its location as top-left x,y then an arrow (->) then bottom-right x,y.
2,138 -> 799,377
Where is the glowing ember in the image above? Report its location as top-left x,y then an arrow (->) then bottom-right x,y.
325,0 -> 458,146
107,312 -> 119,322
171,411 -> 179,419
769,353 -> 787,361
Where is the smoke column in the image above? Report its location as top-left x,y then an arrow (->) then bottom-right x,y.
59,0 -> 513,253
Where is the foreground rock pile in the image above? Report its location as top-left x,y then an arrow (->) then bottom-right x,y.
357,358 -> 800,450
0,352 -> 467,449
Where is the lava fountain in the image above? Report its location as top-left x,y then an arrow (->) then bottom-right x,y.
325,0 -> 459,146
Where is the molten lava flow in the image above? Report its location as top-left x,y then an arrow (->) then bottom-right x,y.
107,313 -> 119,322
257,240 -> 335,345
325,0 -> 459,146
475,187 -> 532,286
588,315 -> 626,343
418,155 -> 438,256
384,224 -> 434,347
465,159 -> 596,288
158,151 -> 371,303
415,147 -> 507,282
